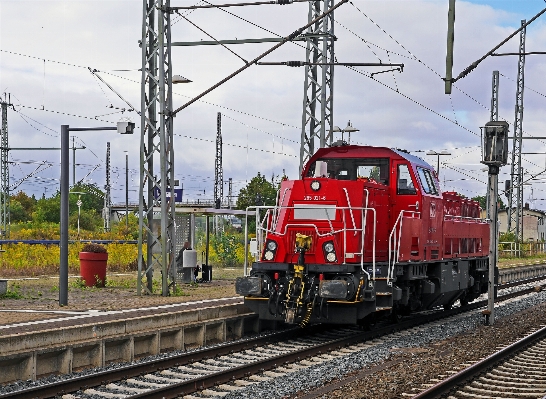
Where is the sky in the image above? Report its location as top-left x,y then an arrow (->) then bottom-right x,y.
1,0 -> 546,208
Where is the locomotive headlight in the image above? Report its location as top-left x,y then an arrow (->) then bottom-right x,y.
310,180 -> 321,191
323,240 -> 337,262
263,240 -> 278,261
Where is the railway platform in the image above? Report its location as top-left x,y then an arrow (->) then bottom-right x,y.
0,274 -> 260,383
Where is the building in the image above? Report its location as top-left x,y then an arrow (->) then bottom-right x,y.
497,203 -> 546,242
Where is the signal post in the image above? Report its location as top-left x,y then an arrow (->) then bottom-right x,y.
480,120 -> 509,325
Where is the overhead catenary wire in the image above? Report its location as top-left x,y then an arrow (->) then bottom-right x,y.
171,0 -> 350,115
343,4 -> 546,177
174,132 -> 297,157
0,48 -> 300,129
175,11 -> 248,64
14,109 -> 57,138
222,114 -> 298,143
451,7 -> 546,83
499,72 -> 546,101
346,66 -> 479,137
170,0 -> 308,10
4,4 -> 545,199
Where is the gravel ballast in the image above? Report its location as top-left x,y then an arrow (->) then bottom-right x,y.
222,289 -> 546,399
1,285 -> 545,398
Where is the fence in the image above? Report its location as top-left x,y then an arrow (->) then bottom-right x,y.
499,241 -> 546,258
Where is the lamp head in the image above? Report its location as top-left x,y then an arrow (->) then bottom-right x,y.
117,122 -> 135,134
172,75 -> 192,84
344,121 -> 359,133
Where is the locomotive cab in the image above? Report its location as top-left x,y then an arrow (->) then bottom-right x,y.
236,144 -> 491,326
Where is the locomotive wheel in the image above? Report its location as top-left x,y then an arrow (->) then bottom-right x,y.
357,313 -> 376,330
391,309 -> 403,324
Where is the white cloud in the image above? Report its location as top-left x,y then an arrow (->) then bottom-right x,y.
0,0 -> 545,205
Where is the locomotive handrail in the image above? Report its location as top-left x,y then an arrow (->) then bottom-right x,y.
272,187 -> 291,232
361,189 -> 371,281
244,204 -> 376,281
343,188 -> 357,237
444,214 -> 488,223
388,210 -> 421,286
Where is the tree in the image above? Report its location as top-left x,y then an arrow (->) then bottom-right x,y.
71,182 -> 105,214
236,172 -> 278,210
211,233 -> 240,267
69,209 -> 102,232
10,191 -> 36,221
33,195 -> 61,223
10,200 -> 27,222
471,195 -> 506,211
32,183 -> 105,225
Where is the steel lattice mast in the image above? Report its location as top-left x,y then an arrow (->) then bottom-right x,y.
214,112 -> 223,208
507,20 -> 526,245
138,0 -> 176,296
490,71 -> 499,123
299,0 -> 335,174
485,71 -> 500,218
103,142 -> 111,232
0,95 -> 10,238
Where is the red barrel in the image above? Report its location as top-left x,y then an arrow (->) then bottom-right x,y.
79,252 -> 108,287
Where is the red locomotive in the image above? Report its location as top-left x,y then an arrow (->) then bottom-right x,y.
236,143 -> 492,326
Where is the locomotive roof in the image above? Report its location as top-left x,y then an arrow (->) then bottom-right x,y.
392,148 -> 432,168
305,145 -> 433,171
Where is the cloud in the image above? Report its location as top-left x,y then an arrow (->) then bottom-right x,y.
1,0 -> 545,205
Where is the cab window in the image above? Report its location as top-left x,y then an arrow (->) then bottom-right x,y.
397,164 -> 416,195
416,167 -> 438,195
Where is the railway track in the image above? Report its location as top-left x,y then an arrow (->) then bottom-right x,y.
411,324 -> 546,399
1,277 -> 545,399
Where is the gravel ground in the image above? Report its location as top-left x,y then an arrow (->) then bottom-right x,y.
220,289 -> 546,399
1,273 -> 545,398
0,273 -> 238,325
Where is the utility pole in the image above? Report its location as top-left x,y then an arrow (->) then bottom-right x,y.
214,112 -> 223,209
139,0 -> 175,296
228,177 -> 233,209
103,142 -> 111,232
0,94 -> 11,238
71,136 -> 86,186
299,0 -> 335,174
507,20 -> 526,250
125,152 -> 129,229
72,137 -> 77,186
444,0 -> 455,94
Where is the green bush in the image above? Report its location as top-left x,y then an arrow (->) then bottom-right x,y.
0,243 -> 145,277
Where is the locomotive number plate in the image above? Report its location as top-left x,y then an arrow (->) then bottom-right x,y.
366,266 -> 382,276
303,195 -> 327,201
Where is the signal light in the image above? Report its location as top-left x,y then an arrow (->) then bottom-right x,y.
319,273 -> 324,281
274,272 -> 279,280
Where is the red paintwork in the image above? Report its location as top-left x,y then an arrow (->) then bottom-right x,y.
261,145 -> 489,265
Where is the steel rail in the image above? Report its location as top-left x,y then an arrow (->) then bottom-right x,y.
1,279 -> 544,399
412,324 -> 546,399
0,327 -> 307,399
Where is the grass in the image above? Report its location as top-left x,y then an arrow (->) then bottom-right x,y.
498,255 -> 546,268
0,266 -> 244,301
0,284 -> 23,299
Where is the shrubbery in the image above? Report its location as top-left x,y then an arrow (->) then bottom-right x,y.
0,242 -> 144,277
